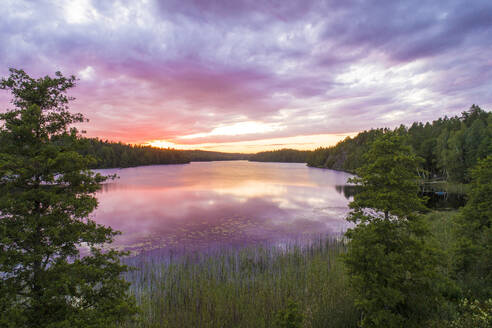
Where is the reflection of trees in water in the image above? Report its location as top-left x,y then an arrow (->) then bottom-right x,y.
335,185 -> 360,199
423,192 -> 466,209
100,183 -> 116,193
334,184 -> 466,209
99,182 -> 130,193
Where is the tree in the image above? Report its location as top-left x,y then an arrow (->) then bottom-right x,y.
274,298 -> 303,328
348,132 -> 427,219
307,105 -> 491,183
0,69 -> 137,327
455,155 -> 492,300
343,132 -> 442,328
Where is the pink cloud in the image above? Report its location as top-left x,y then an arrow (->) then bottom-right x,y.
1,0 -> 491,150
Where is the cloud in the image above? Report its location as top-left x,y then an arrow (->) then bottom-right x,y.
1,0 -> 491,149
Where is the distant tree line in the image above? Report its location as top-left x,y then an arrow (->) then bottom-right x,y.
76,138 -> 190,168
248,149 -> 311,163
182,149 -> 248,162
307,105 -> 492,183
74,138 -> 249,169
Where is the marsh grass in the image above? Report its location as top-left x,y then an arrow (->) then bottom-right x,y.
121,237 -> 358,328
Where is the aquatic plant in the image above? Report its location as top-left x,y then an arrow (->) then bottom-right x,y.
121,237 -> 358,328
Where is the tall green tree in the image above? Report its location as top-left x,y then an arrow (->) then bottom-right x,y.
455,155 -> 492,300
0,69 -> 137,327
308,105 -> 491,183
344,132 -> 442,328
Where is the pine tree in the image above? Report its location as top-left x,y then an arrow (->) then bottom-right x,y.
344,132 -> 442,328
0,69 -> 137,327
455,155 -> 492,300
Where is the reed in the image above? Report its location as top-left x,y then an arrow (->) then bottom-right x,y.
121,237 -> 359,328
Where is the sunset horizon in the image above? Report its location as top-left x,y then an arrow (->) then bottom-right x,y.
135,131 -> 360,153
2,0 -> 491,153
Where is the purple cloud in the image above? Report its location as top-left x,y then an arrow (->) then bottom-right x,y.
1,0 -> 491,149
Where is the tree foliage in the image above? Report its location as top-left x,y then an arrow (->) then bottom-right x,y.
179,149 -> 248,162
274,298 -> 304,328
0,68 -> 137,327
344,132 -> 442,327
308,105 -> 492,183
76,138 -> 190,168
454,155 -> 492,300
74,139 -> 249,169
450,298 -> 492,328
348,133 -> 427,219
307,129 -> 386,172
249,149 -> 311,163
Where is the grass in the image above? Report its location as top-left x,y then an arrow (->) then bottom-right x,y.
119,211 -> 468,328
121,238 -> 359,328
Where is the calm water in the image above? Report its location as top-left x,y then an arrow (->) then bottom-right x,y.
94,161 -> 353,253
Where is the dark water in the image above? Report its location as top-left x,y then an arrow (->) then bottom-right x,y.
334,184 -> 467,209
94,161 -> 353,253
423,192 -> 466,209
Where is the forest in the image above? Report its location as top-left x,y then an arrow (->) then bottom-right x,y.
77,138 -> 189,168
76,138 -> 248,168
248,148 -> 312,163
77,139 -> 311,168
307,105 -> 491,183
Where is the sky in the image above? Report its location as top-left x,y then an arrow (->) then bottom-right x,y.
1,0 -> 492,153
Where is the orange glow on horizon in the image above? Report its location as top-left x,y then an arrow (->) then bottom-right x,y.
144,133 -> 358,153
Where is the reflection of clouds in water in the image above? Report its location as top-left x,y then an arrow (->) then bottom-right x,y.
213,181 -> 287,201
93,161 -> 353,253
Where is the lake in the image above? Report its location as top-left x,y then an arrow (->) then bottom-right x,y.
94,161 -> 353,253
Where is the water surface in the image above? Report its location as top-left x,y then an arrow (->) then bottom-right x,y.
94,161 -> 353,253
